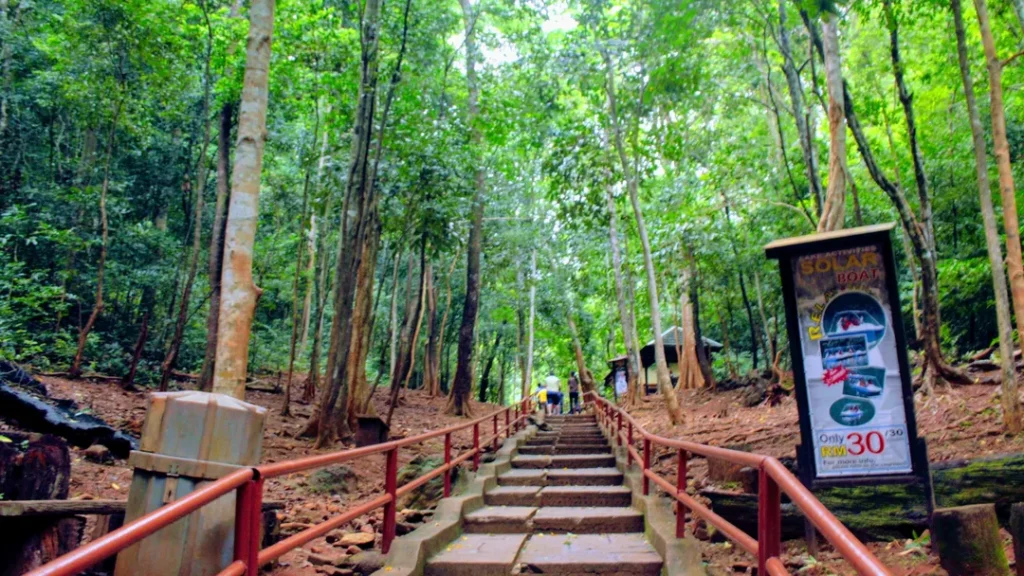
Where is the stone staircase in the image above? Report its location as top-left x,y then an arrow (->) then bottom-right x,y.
424,413 -> 663,575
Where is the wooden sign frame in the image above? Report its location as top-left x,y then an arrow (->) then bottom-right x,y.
765,224 -> 932,506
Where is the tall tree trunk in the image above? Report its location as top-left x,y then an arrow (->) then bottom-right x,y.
300,130 -> 328,353
967,0 -> 1022,432
199,102 -> 234,392
817,9 -> 847,232
448,0 -> 484,417
802,9 -> 971,387
603,153 -> 641,403
282,167 -> 313,416
777,0 -> 823,216
690,261 -> 716,388
677,262 -> 704,390
478,326 -> 504,403
343,215 -> 382,432
386,241 -> 427,426
566,312 -> 596,393
313,0 -> 382,445
212,0 -> 275,399
389,254 -> 404,382
70,102 -> 122,378
424,264 -> 440,396
885,0 -> 934,254
305,193 -> 334,402
975,0 -> 1024,363
160,29 -> 214,391
524,249 -> 537,399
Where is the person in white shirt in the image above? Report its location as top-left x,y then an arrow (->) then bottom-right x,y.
544,371 -> 562,415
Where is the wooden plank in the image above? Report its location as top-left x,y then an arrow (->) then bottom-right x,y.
763,222 -> 895,253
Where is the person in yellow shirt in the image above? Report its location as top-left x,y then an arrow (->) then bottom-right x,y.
533,383 -> 547,413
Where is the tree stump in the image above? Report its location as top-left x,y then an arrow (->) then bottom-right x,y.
1010,503 -> 1024,576
932,504 -> 1009,576
0,432 -> 83,576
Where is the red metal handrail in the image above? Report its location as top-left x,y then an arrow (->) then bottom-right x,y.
26,398 -> 533,576
585,392 -> 891,576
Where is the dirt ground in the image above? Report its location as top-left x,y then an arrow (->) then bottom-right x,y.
1,373 -> 501,575
625,382 -> 1024,576
5,374 -> 1020,575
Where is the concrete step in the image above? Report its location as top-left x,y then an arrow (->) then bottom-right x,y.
463,506 -> 643,534
512,454 -> 616,469
532,506 -> 644,533
464,506 -> 537,534
545,415 -> 596,422
538,486 -> 633,507
527,436 -> 606,446
485,486 -> 541,506
516,533 -> 662,575
518,444 -> 610,456
424,533 -> 528,576
547,467 -> 624,486
485,485 -> 632,507
497,468 -> 624,487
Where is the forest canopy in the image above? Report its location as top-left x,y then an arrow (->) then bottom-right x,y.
4,0 -> 1024,439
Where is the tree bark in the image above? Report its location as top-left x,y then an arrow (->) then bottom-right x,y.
959,0 -> 1021,433
566,312 -> 596,393
212,0 -> 275,399
386,241 -> 427,427
817,9 -> 847,232
605,182 -> 642,405
677,260 -> 705,390
300,130 -> 328,353
448,0 -> 484,417
70,102 -> 122,379
975,0 -> 1024,363
802,9 -> 971,387
160,26 -> 214,391
524,249 -> 537,398
423,264 -> 440,396
602,51 -> 679,418
282,167 -> 313,416
344,216 -> 382,431
199,102 -> 234,392
478,325 -> 504,403
777,0 -> 823,216
313,0 -> 382,445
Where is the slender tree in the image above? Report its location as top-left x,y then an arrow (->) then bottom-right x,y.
974,0 -> 1024,362
952,0 -> 1020,433
212,0 -> 275,399
448,0 -> 485,416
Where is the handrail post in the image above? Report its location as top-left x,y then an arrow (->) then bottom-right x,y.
627,422 -> 634,466
473,422 -> 480,471
616,412 -> 623,446
757,465 -> 781,575
505,408 -> 510,439
245,477 -> 263,576
642,438 -> 651,496
233,480 -> 254,573
676,449 -> 688,538
383,448 -> 399,554
493,414 -> 499,451
444,432 -> 452,498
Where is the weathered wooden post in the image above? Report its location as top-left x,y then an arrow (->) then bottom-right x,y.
114,392 -> 266,576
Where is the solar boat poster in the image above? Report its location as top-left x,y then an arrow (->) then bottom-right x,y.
791,244 -> 913,478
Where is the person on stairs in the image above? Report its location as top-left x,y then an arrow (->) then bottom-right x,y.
567,371 -> 580,414
545,371 -> 562,415
533,382 -> 547,414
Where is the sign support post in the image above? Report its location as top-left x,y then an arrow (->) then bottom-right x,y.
766,224 -> 933,547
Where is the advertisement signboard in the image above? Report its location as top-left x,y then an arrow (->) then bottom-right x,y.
766,224 -> 930,493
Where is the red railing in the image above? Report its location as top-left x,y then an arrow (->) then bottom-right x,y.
26,398 -> 533,576
586,392 -> 891,576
